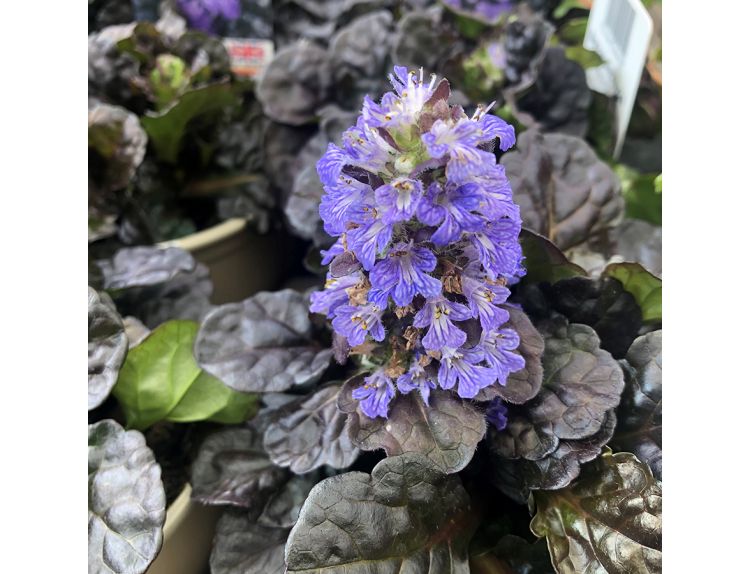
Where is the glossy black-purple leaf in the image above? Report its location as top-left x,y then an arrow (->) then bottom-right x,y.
88,420 -> 165,574
470,535 -> 555,574
259,474 -> 321,529
502,130 -> 623,251
339,378 -> 486,474
263,384 -> 360,474
475,306 -> 544,404
97,246 -> 195,290
194,289 -> 333,393
285,453 -> 477,573
492,410 -> 616,500
488,406 -> 558,461
210,509 -> 289,574
88,287 -> 128,410
549,276 -> 643,358
190,425 -> 288,508
531,450 -> 662,574
508,47 -> 592,136
391,7 -> 464,75
88,102 -> 147,197
257,40 -> 332,125
530,322 -> 624,440
285,164 -> 329,246
329,11 -> 394,109
519,228 -> 587,285
612,331 -> 662,480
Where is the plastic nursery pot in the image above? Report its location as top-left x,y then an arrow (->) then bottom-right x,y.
147,485 -> 221,574
158,218 -> 285,304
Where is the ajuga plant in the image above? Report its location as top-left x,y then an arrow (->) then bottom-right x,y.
184,66 -> 662,574
88,7 -> 277,250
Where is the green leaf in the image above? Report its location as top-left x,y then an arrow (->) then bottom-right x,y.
285,453 -> 478,573
520,228 -> 587,284
141,83 -> 238,163
113,320 -> 257,430
615,165 -> 662,225
556,18 -> 589,45
531,450 -> 662,574
564,45 -> 604,69
603,263 -> 662,323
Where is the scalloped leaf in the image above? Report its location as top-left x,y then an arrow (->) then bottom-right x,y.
263,384 -> 359,474
89,287 -> 128,410
285,453 -> 478,573
612,331 -> 662,480
531,451 -> 662,574
339,379 -> 486,474
194,289 -> 333,393
88,420 -> 165,574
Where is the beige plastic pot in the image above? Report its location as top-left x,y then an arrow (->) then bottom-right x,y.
158,218 -> 285,304
148,485 -> 221,574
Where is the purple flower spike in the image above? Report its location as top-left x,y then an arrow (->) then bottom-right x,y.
177,0 -> 240,33
370,242 -> 442,307
353,370 -> 396,419
309,65 -> 526,416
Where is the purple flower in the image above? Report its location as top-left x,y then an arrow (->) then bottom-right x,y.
474,328 -> 525,384
317,144 -> 347,188
320,177 -> 374,235
353,370 -> 396,419
396,357 -> 438,406
347,206 -> 394,271
320,238 -> 345,265
417,182 -> 485,245
468,218 -> 525,281
438,347 -> 495,399
422,118 -> 497,182
375,178 -> 424,223
341,117 -> 397,175
332,301 -> 386,347
486,398 -> 509,431
413,296 -> 472,351
461,272 -> 511,331
177,0 -> 240,33
309,272 -> 362,318
370,242 -> 442,307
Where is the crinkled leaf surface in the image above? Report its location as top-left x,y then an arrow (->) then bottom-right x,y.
257,40 -> 331,125
285,163 -> 328,245
612,331 -> 662,480
263,384 -> 359,474
97,246 -> 196,290
260,474 -> 322,529
603,263 -> 662,323
391,6 -> 463,73
502,130 -> 623,251
608,219 -> 662,278
211,509 -> 289,574
191,425 -> 288,508
113,320 -> 256,430
475,306 -> 544,404
285,453 -> 477,573
530,322 -> 624,441
531,451 -> 662,574
88,419 -> 165,574
141,82 -> 238,164
195,289 -> 332,393
549,277 -> 643,359
492,410 -> 616,498
339,378 -> 486,474
89,287 -> 128,410
519,228 -> 587,285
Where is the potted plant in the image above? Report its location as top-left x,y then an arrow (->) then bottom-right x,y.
174,64 -> 662,573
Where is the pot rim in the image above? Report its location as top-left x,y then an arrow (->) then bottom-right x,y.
157,218 -> 246,252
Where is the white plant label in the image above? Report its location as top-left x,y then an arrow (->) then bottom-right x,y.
222,38 -> 275,79
584,0 -> 653,156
